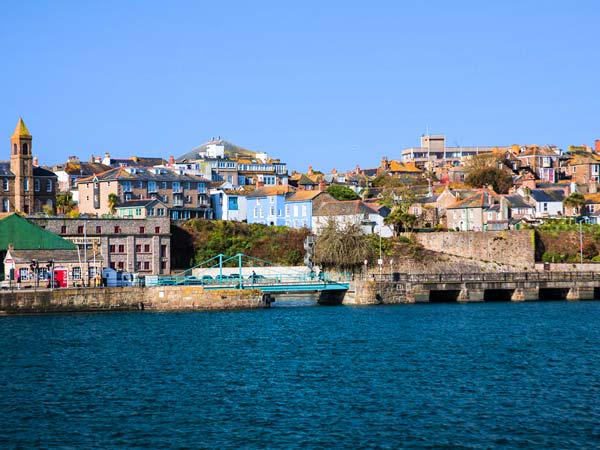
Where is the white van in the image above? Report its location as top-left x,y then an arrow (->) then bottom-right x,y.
101,268 -> 136,287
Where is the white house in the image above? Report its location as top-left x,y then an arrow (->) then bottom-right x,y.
312,200 -> 392,237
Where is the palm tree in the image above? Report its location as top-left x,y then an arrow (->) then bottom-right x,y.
563,192 -> 585,217
107,193 -> 118,215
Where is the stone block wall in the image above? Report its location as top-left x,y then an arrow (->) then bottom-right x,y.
0,286 -> 269,314
409,230 -> 535,269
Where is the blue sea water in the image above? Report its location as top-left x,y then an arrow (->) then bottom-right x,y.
1,301 -> 600,449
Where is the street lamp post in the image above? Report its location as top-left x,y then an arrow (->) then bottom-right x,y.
579,221 -> 583,264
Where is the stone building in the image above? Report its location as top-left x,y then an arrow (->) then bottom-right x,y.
29,217 -> 172,278
0,118 -> 57,214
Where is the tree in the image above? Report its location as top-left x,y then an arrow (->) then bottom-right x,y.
465,167 -> 513,194
378,183 -> 418,235
465,152 -> 504,171
107,193 -> 118,215
314,219 -> 373,272
563,192 -> 585,216
326,185 -> 360,201
56,192 -> 76,214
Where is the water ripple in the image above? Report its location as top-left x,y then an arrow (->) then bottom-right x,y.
1,302 -> 600,448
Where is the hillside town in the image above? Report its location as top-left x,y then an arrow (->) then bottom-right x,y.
1,117 -> 599,287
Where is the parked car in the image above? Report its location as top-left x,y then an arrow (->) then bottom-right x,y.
200,275 -> 214,283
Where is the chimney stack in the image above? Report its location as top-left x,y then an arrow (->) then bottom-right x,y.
33,155 -> 39,166
318,179 -> 326,191
308,165 -> 314,176
168,155 -> 175,166
595,140 -> 600,153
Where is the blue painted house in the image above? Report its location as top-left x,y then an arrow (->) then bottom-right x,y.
283,190 -> 335,229
246,186 -> 293,226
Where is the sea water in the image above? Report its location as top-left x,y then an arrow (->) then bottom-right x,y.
1,301 -> 600,449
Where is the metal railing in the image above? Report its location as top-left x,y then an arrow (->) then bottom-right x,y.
371,271 -> 599,283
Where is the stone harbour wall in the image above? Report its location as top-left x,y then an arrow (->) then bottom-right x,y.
409,230 -> 536,269
0,286 -> 270,314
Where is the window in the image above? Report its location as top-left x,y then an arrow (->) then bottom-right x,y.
162,181 -> 167,189
47,180 -> 53,192
269,196 -> 275,204
136,261 -> 142,270
114,226 -> 121,233
186,182 -> 191,190
228,197 -> 238,211
118,261 -> 124,270
77,225 -> 84,234
173,182 -> 181,192
590,205 -> 595,213
118,245 -> 125,253
302,205 -> 308,217
139,226 -> 145,234
144,244 -> 150,252
144,261 -> 150,270
2,198 -> 9,212
96,226 -> 102,234
197,183 -> 206,193
162,195 -> 168,203
285,205 -> 290,217
110,262 -> 116,269
254,207 -> 258,218
109,244 -> 116,253
23,143 -> 28,154
157,208 -> 165,216
270,206 -> 275,216
60,225 -> 66,234
543,203 -> 548,212
148,181 -> 157,192
293,205 -> 299,217
136,244 -> 142,253
160,245 -> 167,258
138,181 -> 144,189
135,208 -> 142,216
2,178 -> 8,191
72,267 -> 81,279
154,226 -> 160,233
148,208 -> 154,216
160,261 -> 167,271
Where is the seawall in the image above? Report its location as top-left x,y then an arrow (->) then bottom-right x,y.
408,230 -> 536,269
0,286 -> 271,314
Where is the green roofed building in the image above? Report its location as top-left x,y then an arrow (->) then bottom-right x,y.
1,213 -> 84,288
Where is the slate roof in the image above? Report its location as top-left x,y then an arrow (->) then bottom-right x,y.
529,189 -> 565,203
63,161 -> 112,176
0,161 -> 14,177
79,167 -> 209,183
314,200 -> 383,216
33,166 -> 57,177
447,191 -> 501,209
517,146 -> 558,157
0,161 -> 56,178
504,195 -> 534,209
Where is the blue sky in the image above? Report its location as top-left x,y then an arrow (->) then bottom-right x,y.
1,0 -> 598,173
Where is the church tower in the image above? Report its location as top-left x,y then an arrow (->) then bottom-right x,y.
10,118 -> 34,214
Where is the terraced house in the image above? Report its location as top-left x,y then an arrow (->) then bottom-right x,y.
77,166 -> 212,219
0,118 -> 57,214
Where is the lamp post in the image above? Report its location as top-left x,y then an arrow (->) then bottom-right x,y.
363,259 -> 368,280
579,220 -> 583,264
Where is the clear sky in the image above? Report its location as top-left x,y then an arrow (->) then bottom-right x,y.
1,0 -> 598,173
